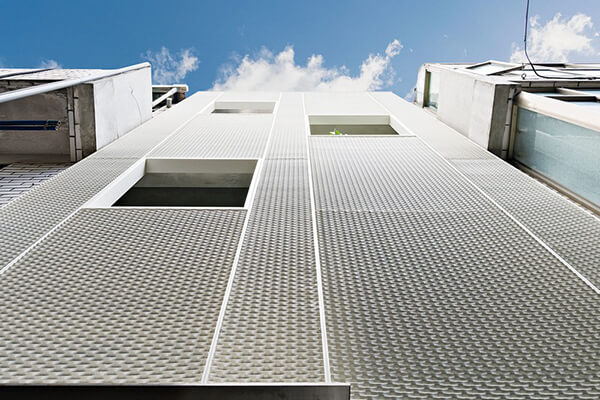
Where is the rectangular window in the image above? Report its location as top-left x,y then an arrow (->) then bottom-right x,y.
309,115 -> 405,136
513,107 -> 600,207
85,159 -> 258,209
113,159 -> 257,207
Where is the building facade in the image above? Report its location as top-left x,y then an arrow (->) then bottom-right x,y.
1,91 -> 599,399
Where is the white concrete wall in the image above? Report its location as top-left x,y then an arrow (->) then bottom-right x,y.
93,67 -> 152,149
436,69 -> 497,149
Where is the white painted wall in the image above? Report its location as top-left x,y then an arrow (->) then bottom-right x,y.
93,67 -> 152,149
436,69 -> 497,149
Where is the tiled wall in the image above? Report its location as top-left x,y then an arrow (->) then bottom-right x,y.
0,163 -> 70,207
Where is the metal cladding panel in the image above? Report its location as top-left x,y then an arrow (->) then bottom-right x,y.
149,114 -> 273,159
316,209 -> 600,400
209,94 -> 324,383
90,92 -> 220,159
371,92 -> 494,160
209,159 -> 324,383
310,137 -> 600,399
304,92 -> 387,116
267,93 -> 307,159
0,208 -> 245,383
310,136 -> 496,212
217,92 -> 280,102
0,158 -> 137,268
453,158 -> 600,289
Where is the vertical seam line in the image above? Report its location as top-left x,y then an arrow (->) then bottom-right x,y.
302,93 -> 332,382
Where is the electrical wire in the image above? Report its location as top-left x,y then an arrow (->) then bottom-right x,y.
523,0 -> 597,80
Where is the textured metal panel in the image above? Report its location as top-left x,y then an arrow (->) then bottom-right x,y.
87,128 -> 167,158
305,92 -> 388,116
310,136 -> 496,212
371,92 -> 495,160
453,158 -> 600,289
209,94 -> 323,382
90,92 -> 220,159
267,93 -> 307,159
316,209 -> 600,399
150,114 -> 273,159
0,158 -> 136,268
310,134 -> 600,399
217,92 -> 280,102
372,91 -> 600,289
209,160 -> 324,383
0,208 -> 245,383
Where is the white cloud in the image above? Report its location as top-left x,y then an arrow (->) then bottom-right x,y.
39,59 -> 61,69
143,47 -> 199,84
510,13 -> 597,63
212,39 -> 403,91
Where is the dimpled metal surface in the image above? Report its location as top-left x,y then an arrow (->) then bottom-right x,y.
310,136 -> 600,399
208,94 -> 324,382
0,208 -> 245,383
0,158 -> 137,268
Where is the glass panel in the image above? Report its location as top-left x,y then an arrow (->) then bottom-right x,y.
576,89 -> 600,97
567,101 -> 600,109
513,108 -> 600,206
424,71 -> 439,109
415,68 -> 426,105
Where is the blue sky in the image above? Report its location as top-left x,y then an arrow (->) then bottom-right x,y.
1,1 -> 599,95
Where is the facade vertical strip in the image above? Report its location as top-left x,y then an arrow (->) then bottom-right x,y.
302,93 -> 331,383
201,94 -> 283,383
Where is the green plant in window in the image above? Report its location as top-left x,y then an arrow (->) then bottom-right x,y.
329,128 -> 344,135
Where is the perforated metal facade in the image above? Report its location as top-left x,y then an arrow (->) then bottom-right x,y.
1,91 -> 599,399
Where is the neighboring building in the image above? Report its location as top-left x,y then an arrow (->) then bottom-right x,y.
151,84 -> 189,113
0,64 -> 152,163
414,61 -> 600,212
1,91 -> 599,399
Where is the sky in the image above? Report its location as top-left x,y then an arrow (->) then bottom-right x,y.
1,1 -> 599,97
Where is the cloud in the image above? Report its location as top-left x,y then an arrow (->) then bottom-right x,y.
39,59 -> 61,69
510,13 -> 597,63
212,39 -> 403,91
143,47 -> 199,84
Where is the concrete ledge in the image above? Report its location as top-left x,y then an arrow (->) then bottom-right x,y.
0,384 -> 351,400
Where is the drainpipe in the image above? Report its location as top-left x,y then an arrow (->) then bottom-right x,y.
501,85 -> 518,160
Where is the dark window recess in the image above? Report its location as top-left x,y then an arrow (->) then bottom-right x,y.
212,108 -> 272,114
212,101 -> 275,114
113,172 -> 253,207
310,124 -> 399,135
308,115 -> 404,136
